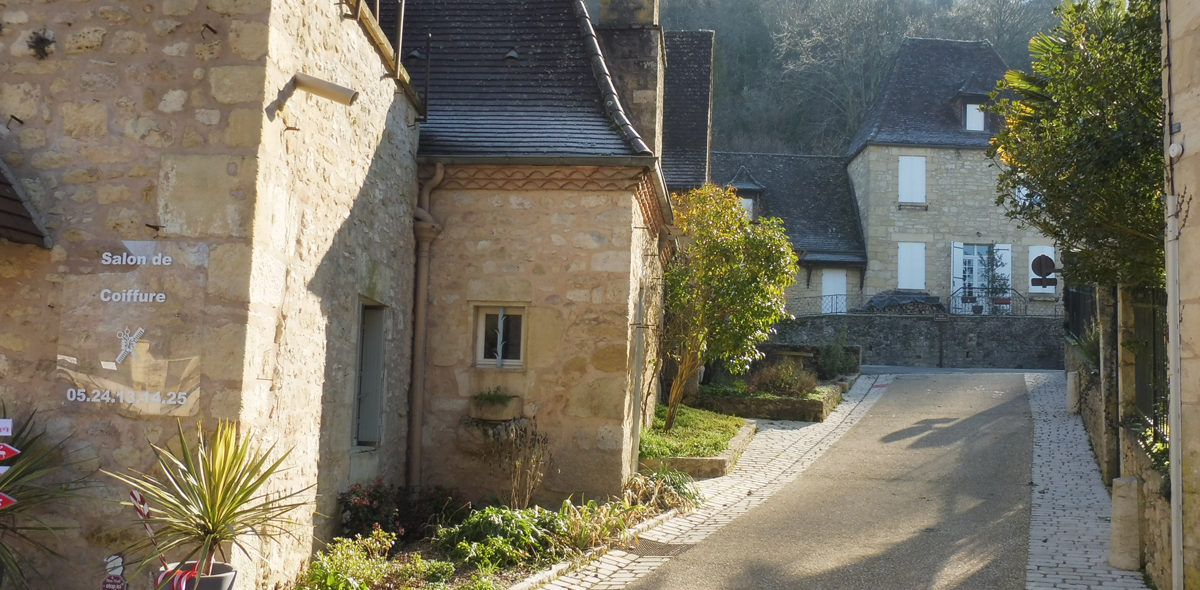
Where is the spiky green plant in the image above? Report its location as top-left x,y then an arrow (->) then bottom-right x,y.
0,407 -> 89,588
104,421 -> 308,579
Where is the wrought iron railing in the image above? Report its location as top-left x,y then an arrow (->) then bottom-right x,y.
948,287 -> 1021,315
789,289 -> 1062,317
1064,285 -> 1097,340
788,294 -> 865,316
1131,287 -> 1169,446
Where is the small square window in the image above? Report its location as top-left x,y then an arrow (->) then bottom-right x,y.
476,306 -> 524,368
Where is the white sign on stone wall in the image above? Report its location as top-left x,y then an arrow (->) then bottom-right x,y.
56,241 -> 209,416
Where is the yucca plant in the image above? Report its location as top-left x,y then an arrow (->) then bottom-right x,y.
104,421 -> 308,584
0,408 -> 89,588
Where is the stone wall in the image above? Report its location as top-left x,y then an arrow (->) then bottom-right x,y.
421,166 -> 656,501
847,145 -> 1058,301
1121,438 -> 1172,590
1165,0 -> 1200,584
773,314 -> 1064,369
0,1 -> 419,587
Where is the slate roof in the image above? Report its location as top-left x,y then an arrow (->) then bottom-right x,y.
846,38 -> 1009,158
0,158 -> 50,248
662,30 -> 715,190
711,152 -> 866,265
393,0 -> 650,161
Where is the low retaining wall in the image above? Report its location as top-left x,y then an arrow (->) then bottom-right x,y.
639,419 -> 757,479
692,386 -> 843,422
774,314 -> 1064,369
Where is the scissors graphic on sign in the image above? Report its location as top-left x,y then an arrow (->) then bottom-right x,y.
115,327 -> 144,366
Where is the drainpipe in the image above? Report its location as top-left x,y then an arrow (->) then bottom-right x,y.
407,162 -> 444,491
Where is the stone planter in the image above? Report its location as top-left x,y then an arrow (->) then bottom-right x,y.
692,381 -> 847,422
639,419 -> 757,479
468,395 -> 522,422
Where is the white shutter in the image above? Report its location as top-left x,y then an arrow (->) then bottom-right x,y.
898,242 -> 926,290
821,269 -> 848,314
898,156 -> 926,203
994,244 -> 1012,293
966,104 -> 985,131
950,242 -> 964,295
1028,245 -> 1056,294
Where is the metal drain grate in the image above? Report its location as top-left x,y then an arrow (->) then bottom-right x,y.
625,539 -> 693,557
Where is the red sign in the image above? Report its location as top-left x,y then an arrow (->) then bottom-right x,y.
0,444 -> 20,460
0,492 -> 17,509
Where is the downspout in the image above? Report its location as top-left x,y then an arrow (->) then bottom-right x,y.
407,162 -> 444,491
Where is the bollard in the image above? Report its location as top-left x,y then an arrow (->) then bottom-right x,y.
1109,476 -> 1142,570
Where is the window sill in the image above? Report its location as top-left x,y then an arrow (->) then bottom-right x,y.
473,363 -> 526,372
897,202 -> 929,211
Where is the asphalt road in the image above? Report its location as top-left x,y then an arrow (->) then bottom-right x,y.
628,372 -> 1034,590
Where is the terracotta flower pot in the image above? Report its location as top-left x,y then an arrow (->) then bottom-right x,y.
155,561 -> 237,590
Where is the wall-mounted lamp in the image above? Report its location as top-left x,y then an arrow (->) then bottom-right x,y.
292,72 -> 359,106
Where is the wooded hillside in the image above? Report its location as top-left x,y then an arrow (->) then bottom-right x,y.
660,0 -> 1061,154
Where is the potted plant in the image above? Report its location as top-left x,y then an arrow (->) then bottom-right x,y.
468,387 -> 522,422
0,407 -> 89,588
105,421 -> 307,590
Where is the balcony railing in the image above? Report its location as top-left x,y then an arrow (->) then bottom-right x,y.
789,289 -> 1062,317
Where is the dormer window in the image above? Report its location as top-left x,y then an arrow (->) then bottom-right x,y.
738,189 -> 761,219
965,103 -> 985,131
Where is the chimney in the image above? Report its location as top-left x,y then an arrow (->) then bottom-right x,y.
596,0 -> 664,157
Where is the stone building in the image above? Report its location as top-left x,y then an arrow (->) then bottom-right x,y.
0,0 -> 675,585
1162,1 -> 1200,586
846,38 -> 1058,310
395,0 -> 671,501
714,39 -> 1058,319
0,0 -> 422,586
711,152 -> 867,316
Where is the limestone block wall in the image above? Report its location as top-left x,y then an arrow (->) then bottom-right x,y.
847,145 -> 1057,301
245,0 -> 419,586
1166,0 -> 1200,584
0,2 -> 267,585
422,168 -> 650,501
0,0 -> 418,587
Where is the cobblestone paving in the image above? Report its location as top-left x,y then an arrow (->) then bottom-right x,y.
532,374 -> 892,590
525,373 -> 1152,590
1025,373 -> 1149,590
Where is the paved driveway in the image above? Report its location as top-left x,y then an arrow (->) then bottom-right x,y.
526,372 -> 1149,590
628,373 -> 1033,590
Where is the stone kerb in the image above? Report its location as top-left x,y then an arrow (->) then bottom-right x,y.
639,419 -> 758,479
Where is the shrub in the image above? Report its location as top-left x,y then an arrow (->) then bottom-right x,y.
556,498 -> 647,552
817,331 -> 858,380
747,361 -> 818,396
624,468 -> 701,513
297,528 -> 396,590
431,506 -> 567,570
338,481 -> 469,542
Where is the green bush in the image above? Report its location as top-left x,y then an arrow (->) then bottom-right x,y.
338,480 -> 470,542
747,361 -> 818,396
817,332 -> 858,380
431,506 -> 568,570
297,529 -> 397,590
